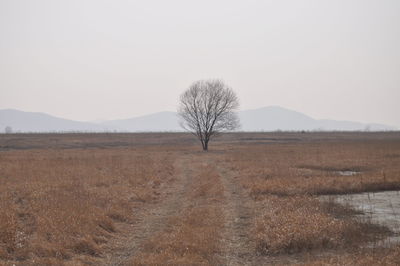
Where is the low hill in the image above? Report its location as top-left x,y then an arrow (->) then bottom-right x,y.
238,106 -> 395,131
0,107 -> 396,132
0,109 -> 109,132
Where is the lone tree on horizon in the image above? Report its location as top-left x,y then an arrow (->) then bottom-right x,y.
178,79 -> 240,151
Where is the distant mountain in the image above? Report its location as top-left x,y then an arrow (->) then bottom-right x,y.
317,119 -> 392,131
0,107 -> 396,133
101,112 -> 180,132
0,109 -> 110,132
239,106 -> 317,131
238,106 -> 396,131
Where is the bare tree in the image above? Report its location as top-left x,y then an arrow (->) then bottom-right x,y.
5,126 -> 12,134
178,79 -> 240,151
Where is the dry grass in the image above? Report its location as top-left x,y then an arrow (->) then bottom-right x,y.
132,206 -> 223,265
228,141 -> 400,196
223,138 -> 400,257
131,164 -> 225,265
303,246 -> 400,265
1,132 -> 399,265
253,195 -> 389,255
0,147 -> 175,265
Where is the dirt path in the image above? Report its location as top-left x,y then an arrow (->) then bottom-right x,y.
102,152 -> 263,265
101,155 -> 195,266
216,158 -> 307,266
216,162 -> 258,266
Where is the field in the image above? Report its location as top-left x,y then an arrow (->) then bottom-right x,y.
0,132 -> 400,265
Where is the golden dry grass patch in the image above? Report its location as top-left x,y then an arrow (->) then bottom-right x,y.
131,164 -> 225,265
0,147 -> 176,265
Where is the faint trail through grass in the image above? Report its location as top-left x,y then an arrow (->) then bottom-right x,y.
101,156 -> 194,266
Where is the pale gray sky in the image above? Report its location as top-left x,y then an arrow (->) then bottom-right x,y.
1,0 -> 399,126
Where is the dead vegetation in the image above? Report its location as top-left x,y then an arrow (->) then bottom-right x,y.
0,132 -> 399,265
0,147 -> 175,265
130,162 -> 225,265
253,195 -> 390,255
303,246 -> 400,265
228,141 -> 400,196
223,138 -> 400,262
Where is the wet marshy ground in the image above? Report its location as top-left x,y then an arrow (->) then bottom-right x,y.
325,190 -> 400,246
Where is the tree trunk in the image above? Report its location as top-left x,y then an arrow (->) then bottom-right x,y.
203,140 -> 209,151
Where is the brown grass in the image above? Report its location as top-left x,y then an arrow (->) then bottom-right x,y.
0,147 -> 175,265
303,246 -> 400,265
228,141 -> 400,196
1,132 -> 399,265
222,138 -> 400,258
131,164 -> 225,265
253,195 -> 389,254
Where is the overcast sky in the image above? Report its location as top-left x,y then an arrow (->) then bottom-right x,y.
1,0 -> 399,126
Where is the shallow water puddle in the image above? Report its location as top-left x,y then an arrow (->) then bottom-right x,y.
297,166 -> 363,176
337,170 -> 360,176
324,191 -> 400,246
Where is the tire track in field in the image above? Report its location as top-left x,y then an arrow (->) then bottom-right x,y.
101,155 -> 195,266
217,162 -> 258,266
129,155 -> 227,265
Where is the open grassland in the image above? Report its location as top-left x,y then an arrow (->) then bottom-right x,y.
0,132 -> 399,265
228,140 -> 400,196
0,146 -> 176,265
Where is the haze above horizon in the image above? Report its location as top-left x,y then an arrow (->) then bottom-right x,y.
1,0 -> 399,127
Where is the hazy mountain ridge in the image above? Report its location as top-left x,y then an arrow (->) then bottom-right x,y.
238,106 -> 395,131
0,109 -> 112,132
102,111 -> 181,132
0,107 -> 396,133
